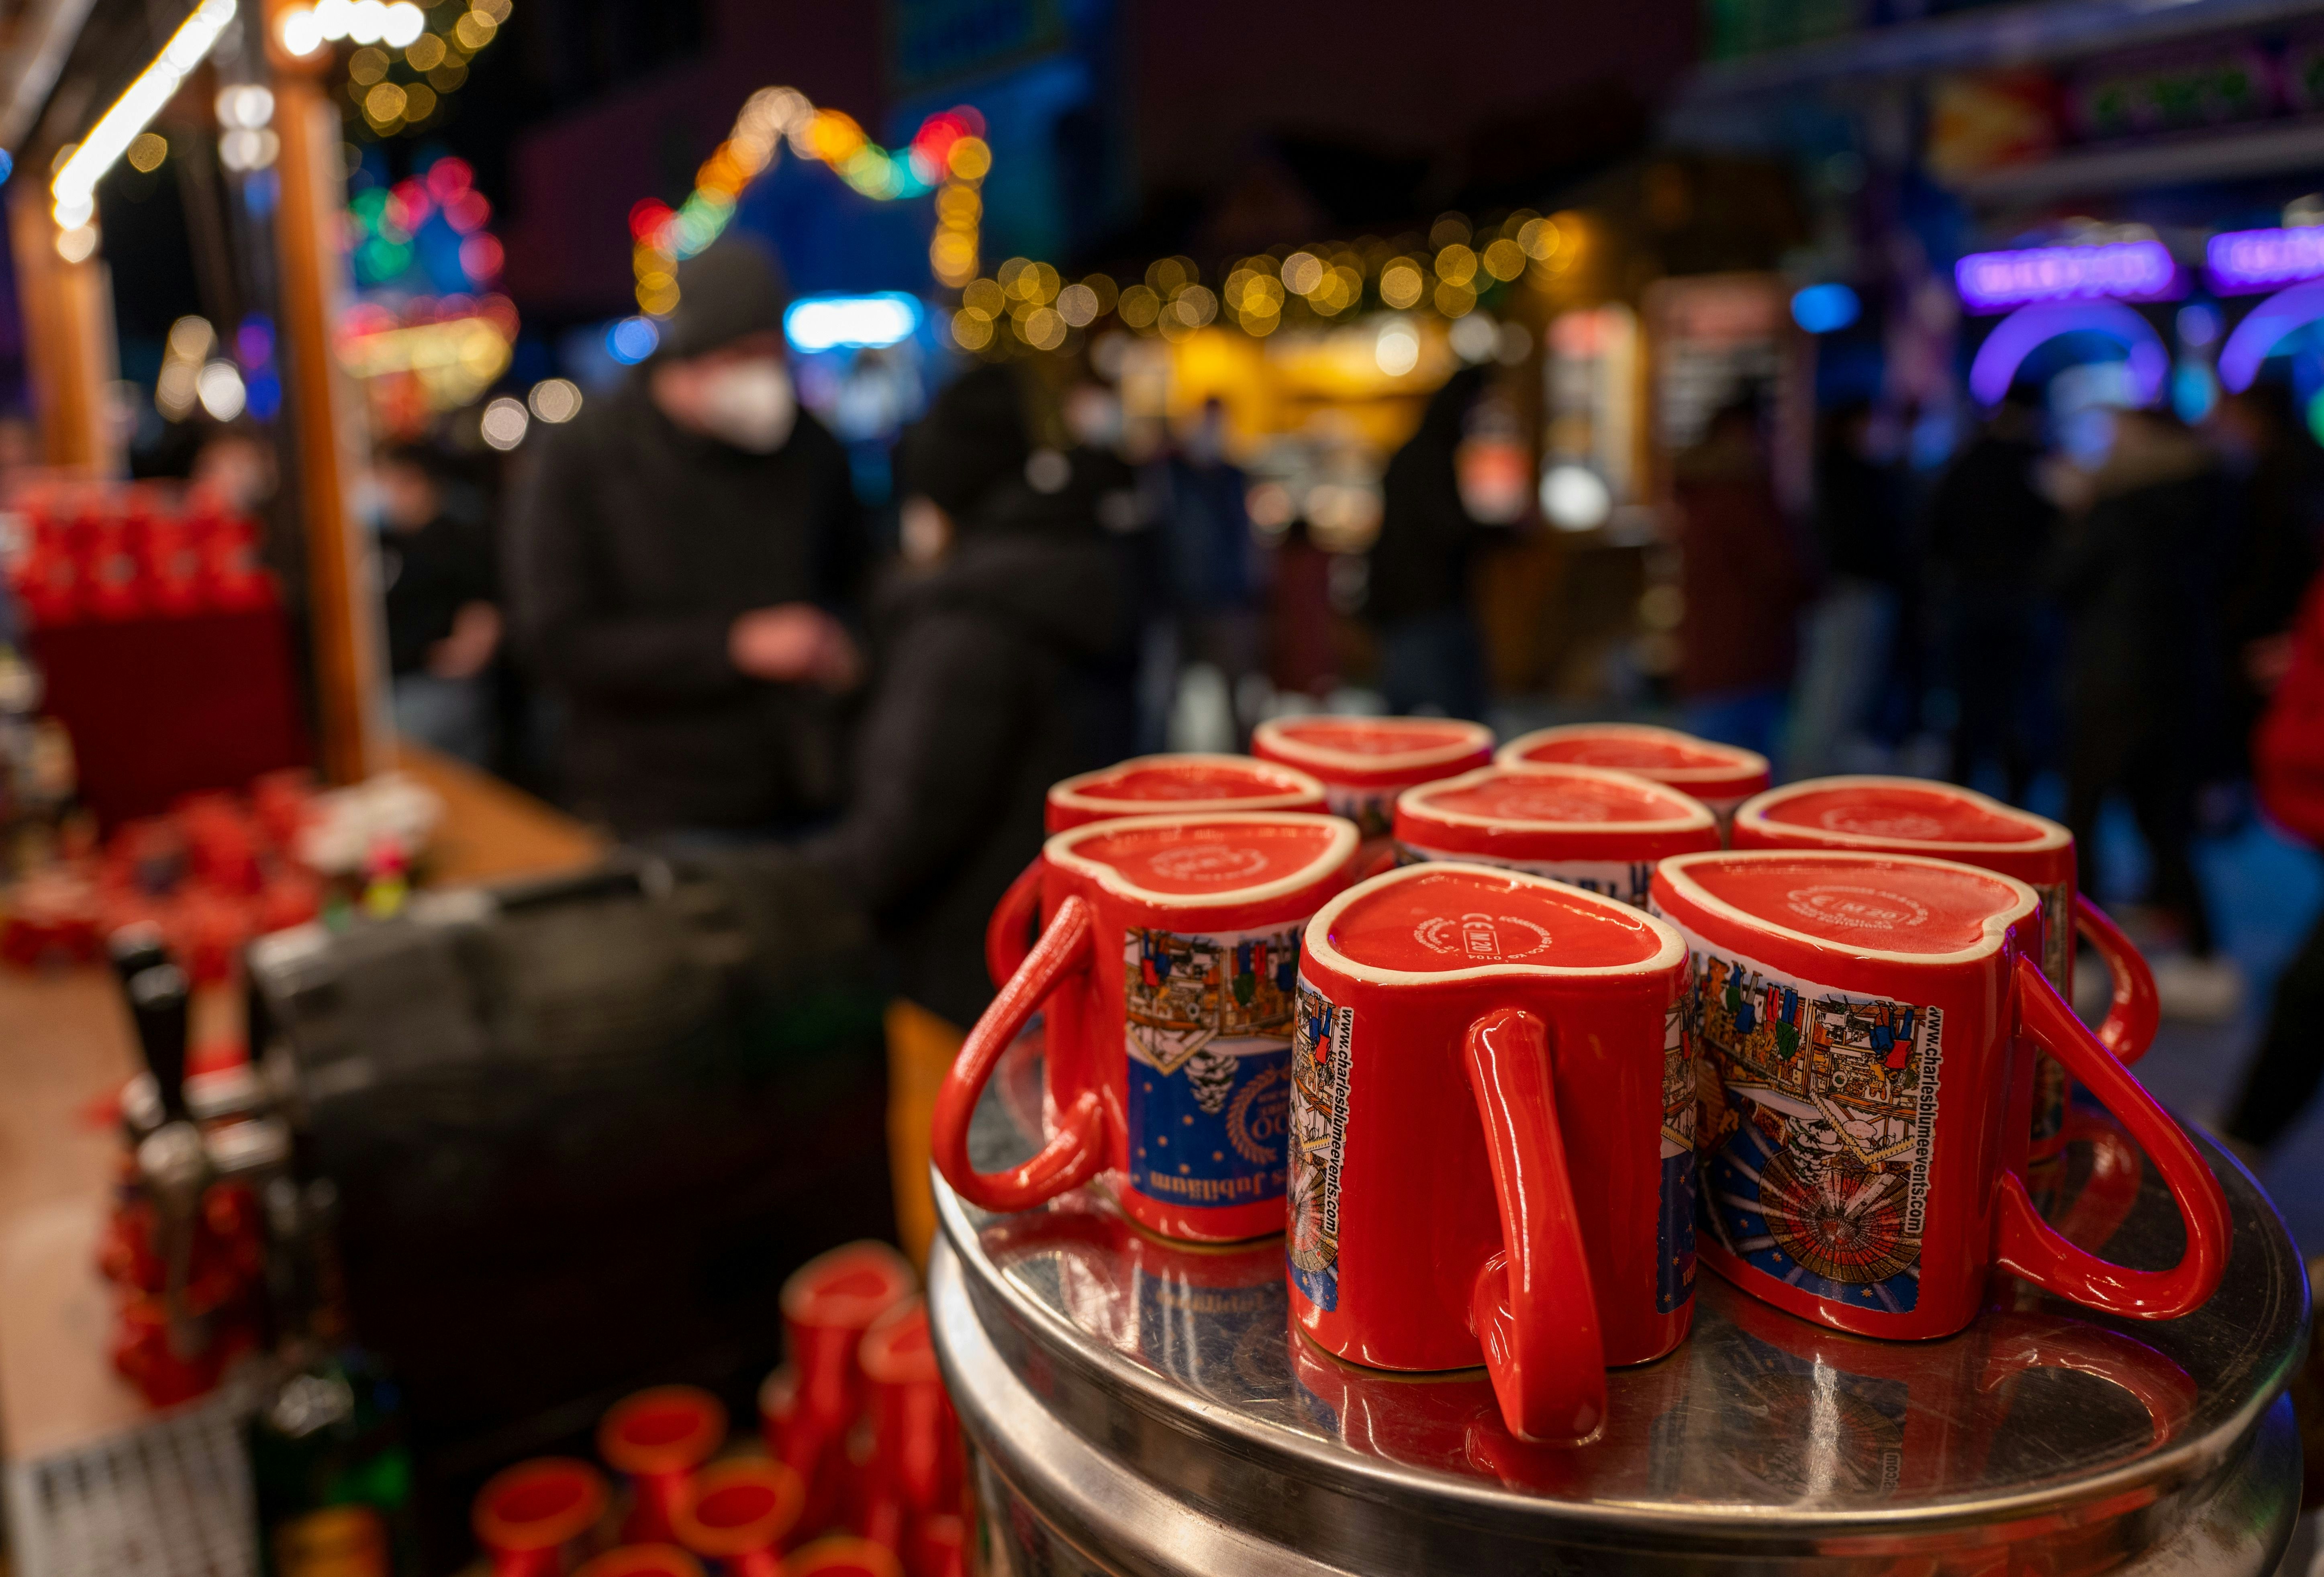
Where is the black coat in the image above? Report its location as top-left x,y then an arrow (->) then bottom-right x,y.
802,524 -> 1133,1029
507,376 -> 865,835
1367,368 -> 1487,626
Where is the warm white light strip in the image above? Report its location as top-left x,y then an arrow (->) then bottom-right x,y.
51,0 -> 236,225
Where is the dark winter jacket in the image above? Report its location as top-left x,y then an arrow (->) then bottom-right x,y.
507,375 -> 864,835
1366,367 -> 1488,626
801,515 -> 1133,1028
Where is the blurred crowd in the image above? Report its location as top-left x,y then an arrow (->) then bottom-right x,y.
244,237 -> 2324,1165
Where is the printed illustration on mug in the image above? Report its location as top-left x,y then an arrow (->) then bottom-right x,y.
1287,979 -> 1351,1310
1687,949 -> 1943,1312
1125,925 -> 1301,1211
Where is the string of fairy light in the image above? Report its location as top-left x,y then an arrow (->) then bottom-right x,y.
951,211 -> 1588,356
274,0 -> 514,138
625,85 -> 1585,352
626,87 -> 989,319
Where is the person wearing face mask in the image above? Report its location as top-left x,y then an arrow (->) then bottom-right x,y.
508,239 -> 866,837
801,363 -> 1133,1261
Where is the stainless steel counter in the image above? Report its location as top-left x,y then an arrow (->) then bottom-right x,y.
930,1032 -> 2310,1575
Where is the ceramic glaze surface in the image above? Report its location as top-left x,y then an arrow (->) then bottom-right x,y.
1075,759 -> 1312,804
1762,783 -> 2048,845
1512,731 -> 1741,773
1328,867 -> 1666,972
1263,717 -> 1486,763
1409,767 -> 1698,828
1680,854 -> 2026,955
1071,822 -> 1346,897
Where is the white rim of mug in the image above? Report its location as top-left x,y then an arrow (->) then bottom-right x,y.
1304,859 -> 1686,985
1252,715 -> 1494,777
1732,774 -> 2071,856
1656,848 -> 2039,967
1495,722 -> 1772,788
1397,762 -> 1717,837
1048,753 -> 1327,822
1045,811 -> 1361,910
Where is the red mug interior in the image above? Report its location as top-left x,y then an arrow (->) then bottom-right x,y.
1327,864 -> 1672,971
1756,781 -> 2053,847
1678,853 -> 2029,956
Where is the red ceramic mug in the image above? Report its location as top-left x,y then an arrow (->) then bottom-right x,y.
986,754 -> 1328,984
937,812 -> 1360,1242
472,1458 -> 609,1577
1497,723 -> 1770,839
1730,775 -> 2159,1159
1650,849 -> 2228,1340
1289,862 -> 1695,1446
1394,763 -> 1720,906
1252,715 -> 1493,840
671,1459 -> 803,1577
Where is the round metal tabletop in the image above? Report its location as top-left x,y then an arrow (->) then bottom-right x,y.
929,1033 -> 2310,1575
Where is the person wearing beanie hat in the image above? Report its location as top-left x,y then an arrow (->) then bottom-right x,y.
507,237 -> 868,836
801,362 -> 1137,1262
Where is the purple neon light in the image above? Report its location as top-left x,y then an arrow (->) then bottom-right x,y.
1967,300 -> 2169,406
2206,227 -> 2324,295
1954,241 -> 2183,314
2217,279 -> 2324,392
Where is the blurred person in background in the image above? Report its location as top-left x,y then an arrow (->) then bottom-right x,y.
508,239 -> 865,838
1670,394 -> 1806,759
2211,382 -> 2324,784
1367,366 -> 1495,719
1792,399 -> 1912,776
1927,386 -> 2060,803
803,364 -> 1133,1261
372,444 -> 500,765
2050,404 -> 2236,1018
1270,513 -> 1340,702
1154,396 -> 1262,741
2228,556 -> 2324,1156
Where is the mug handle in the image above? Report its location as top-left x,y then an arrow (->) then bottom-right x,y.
933,894 -> 1110,1214
2074,895 -> 2159,1066
1462,1007 -> 1608,1446
1992,956 -> 2230,1320
984,856 -> 1044,986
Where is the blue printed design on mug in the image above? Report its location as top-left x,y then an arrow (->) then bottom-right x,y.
1125,924 -> 1299,1214
1657,990 -> 1698,1312
1287,977 -> 1350,1310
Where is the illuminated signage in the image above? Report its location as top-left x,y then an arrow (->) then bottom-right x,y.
2205,227 -> 2324,294
784,293 -> 923,354
1953,241 -> 2182,314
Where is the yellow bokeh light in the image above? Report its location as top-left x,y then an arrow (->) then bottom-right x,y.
1434,279 -> 1476,317
997,257 -> 1031,294
962,278 -> 1005,319
1379,262 -> 1423,310
403,82 -> 437,121
935,185 -> 980,225
1483,239 -> 1526,281
125,132 -> 167,173
952,310 -> 994,351
1083,274 -> 1117,314
1434,243 -> 1476,287
429,61 -> 468,92
1282,251 -> 1324,295
1023,307 -> 1066,351
1118,284 -> 1160,330
349,46 -> 390,84
947,137 -> 990,180
405,31 -> 446,69
365,82 -> 409,123
1056,283 -> 1099,327
1147,256 -> 1188,295
451,9 -> 494,48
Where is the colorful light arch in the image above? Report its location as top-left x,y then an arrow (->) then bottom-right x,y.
2217,279 -> 2324,392
1967,300 -> 2169,407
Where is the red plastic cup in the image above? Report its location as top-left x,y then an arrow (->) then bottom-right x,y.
857,1300 -> 961,1537
598,1386 -> 726,1546
776,1243 -> 914,1516
788,1537 -> 904,1577
905,1516 -> 964,1577
574,1546 -> 705,1577
673,1458 -> 805,1577
473,1458 -> 608,1577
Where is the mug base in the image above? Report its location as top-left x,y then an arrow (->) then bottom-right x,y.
1114,1180 -> 1286,1246
1699,1240 -> 1967,1341
1291,1291 -> 1694,1373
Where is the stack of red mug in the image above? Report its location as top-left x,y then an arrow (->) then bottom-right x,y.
939,734 -> 2234,1456
4,479 -> 273,630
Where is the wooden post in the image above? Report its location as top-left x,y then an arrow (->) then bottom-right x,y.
7,191 -> 122,475
266,33 -> 389,785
